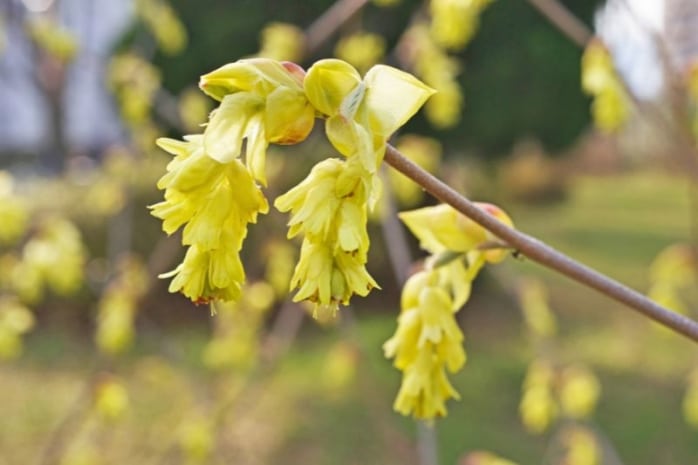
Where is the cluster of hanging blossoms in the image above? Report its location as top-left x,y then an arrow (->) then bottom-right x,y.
152,58 -> 515,419
151,58 -> 434,308
384,203 -> 514,419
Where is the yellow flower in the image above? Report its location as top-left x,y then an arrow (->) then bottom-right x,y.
399,202 -> 513,262
275,156 -> 379,310
335,32 -> 386,74
559,365 -> 601,419
288,239 -> 378,311
520,360 -> 557,434
258,22 -> 305,62
304,59 -> 435,174
561,427 -> 600,465
151,135 -> 268,304
581,39 -> 629,132
199,58 -> 315,184
384,267 -> 467,419
518,278 -> 558,338
430,0 -> 493,50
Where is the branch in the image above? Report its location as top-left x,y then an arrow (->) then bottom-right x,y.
525,0 -> 592,48
305,0 -> 369,56
383,144 -> 698,344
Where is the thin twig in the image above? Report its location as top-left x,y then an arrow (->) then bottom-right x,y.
525,0 -> 592,48
305,0 -> 369,56
384,144 -> 698,343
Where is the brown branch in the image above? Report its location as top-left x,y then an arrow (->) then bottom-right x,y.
384,144 -> 698,344
525,0 -> 592,48
304,0 -> 369,56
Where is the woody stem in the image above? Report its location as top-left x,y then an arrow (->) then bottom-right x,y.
384,143 -> 698,344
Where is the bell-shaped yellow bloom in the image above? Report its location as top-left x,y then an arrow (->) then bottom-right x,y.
304,59 -> 435,174
400,202 -> 513,263
384,266 -> 468,419
275,156 -> 378,310
199,58 -> 315,185
152,135 -> 268,304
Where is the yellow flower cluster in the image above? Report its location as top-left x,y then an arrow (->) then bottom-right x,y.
384,203 -> 513,419
0,297 -> 34,360
154,58 -> 433,311
151,135 -> 269,304
108,53 -> 162,126
581,39 -> 629,132
403,24 -> 464,128
135,0 -> 187,55
430,0 -> 493,50
647,243 -> 696,316
335,32 -> 386,74
560,426 -> 600,465
10,217 -> 85,303
518,277 -> 558,338
151,59 -> 310,305
0,172 -> 28,245
258,22 -> 305,62
25,17 -> 78,62
519,361 -> 601,434
95,256 -> 150,355
276,59 -> 433,312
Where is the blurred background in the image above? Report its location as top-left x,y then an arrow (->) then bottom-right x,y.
1,0 -> 698,464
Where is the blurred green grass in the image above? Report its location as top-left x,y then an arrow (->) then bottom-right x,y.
3,171 -> 698,465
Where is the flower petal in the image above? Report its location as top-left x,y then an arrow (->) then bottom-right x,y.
363,65 -> 435,137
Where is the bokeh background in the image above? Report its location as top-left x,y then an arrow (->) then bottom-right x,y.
1,0 -> 698,464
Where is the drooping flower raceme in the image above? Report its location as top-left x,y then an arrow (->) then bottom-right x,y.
151,135 -> 269,304
276,60 -> 434,313
152,59 -> 316,305
384,202 -> 514,419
